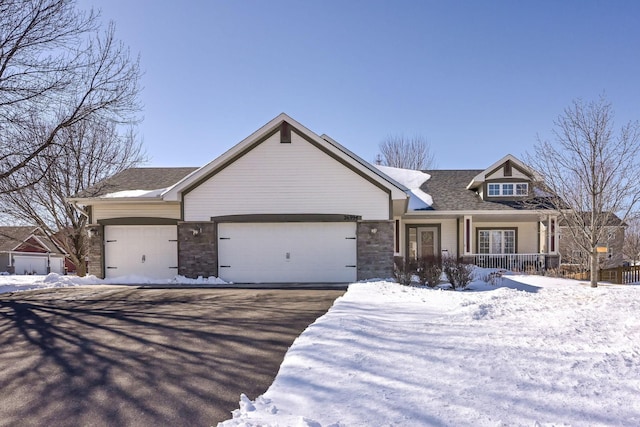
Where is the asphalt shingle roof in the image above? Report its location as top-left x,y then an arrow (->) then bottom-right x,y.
0,226 -> 63,253
422,170 -> 552,211
74,167 -> 198,198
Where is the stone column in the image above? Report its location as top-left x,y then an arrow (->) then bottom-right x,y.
357,220 -> 394,280
178,222 -> 217,279
87,225 -> 104,278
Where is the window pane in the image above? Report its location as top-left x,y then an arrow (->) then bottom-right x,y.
479,231 -> 490,253
504,230 -> 515,253
502,184 -> 514,195
491,231 -> 503,253
488,184 -> 500,196
516,183 -> 528,195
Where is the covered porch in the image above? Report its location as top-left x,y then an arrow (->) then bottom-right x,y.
399,211 -> 561,272
459,212 -> 561,271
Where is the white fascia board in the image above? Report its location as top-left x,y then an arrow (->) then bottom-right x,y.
68,197 -> 177,205
10,233 -> 49,252
402,209 -> 554,217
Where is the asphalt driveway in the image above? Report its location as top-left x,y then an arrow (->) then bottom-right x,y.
0,286 -> 345,427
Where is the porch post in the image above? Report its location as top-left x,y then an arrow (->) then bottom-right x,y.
547,215 -> 558,254
463,215 -> 473,255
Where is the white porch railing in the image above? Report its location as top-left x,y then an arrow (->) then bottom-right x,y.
466,253 -> 558,272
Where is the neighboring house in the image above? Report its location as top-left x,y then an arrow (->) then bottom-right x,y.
0,226 -> 67,275
68,113 -> 561,283
559,213 -> 626,269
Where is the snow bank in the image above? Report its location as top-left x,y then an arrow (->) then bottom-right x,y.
100,188 -> 166,198
0,273 -> 228,295
220,277 -> 640,427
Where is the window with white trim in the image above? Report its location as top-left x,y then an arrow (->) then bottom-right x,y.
486,182 -> 528,197
516,183 -> 528,195
478,229 -> 516,254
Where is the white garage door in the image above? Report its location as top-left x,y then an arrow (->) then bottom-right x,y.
218,222 -> 357,283
14,255 -> 48,275
104,225 -> 178,280
49,257 -> 64,274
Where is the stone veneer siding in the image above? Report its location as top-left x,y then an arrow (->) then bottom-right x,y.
178,222 -> 217,278
87,225 -> 104,278
357,220 -> 394,280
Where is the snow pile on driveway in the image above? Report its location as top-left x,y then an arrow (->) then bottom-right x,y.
220,276 -> 640,427
0,273 -> 227,294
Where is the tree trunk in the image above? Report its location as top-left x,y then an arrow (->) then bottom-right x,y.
69,253 -> 87,277
590,249 -> 599,287
76,261 -> 88,278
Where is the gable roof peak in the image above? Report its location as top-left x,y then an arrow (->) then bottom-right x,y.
466,154 -> 540,190
162,113 -> 408,201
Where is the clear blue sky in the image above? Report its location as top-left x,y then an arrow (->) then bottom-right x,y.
76,0 -> 640,170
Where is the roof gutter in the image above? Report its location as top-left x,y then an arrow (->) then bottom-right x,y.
403,209 -> 560,217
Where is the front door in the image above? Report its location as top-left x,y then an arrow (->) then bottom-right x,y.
418,227 -> 438,258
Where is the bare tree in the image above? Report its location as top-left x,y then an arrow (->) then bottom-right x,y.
0,0 -> 141,193
0,119 -> 145,276
377,135 -> 436,170
527,97 -> 640,287
623,215 -> 640,267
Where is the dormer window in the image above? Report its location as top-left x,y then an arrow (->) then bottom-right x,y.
487,182 -> 529,197
502,184 -> 514,195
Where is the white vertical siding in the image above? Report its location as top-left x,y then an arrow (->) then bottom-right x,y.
93,202 -> 181,221
184,132 -> 390,221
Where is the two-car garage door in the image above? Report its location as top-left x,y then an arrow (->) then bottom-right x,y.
218,222 -> 357,283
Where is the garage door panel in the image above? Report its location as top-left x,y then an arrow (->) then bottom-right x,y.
14,256 -> 48,275
104,225 -> 177,280
218,222 -> 356,283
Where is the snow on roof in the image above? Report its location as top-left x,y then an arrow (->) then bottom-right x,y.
99,188 -> 166,199
374,165 -> 433,210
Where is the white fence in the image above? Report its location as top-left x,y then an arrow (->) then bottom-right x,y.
467,253 -> 555,271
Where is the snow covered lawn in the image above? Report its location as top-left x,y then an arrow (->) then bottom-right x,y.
220,275 -> 640,427
2,272 -> 639,426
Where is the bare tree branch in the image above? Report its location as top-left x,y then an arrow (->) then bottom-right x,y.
0,0 -> 141,192
377,135 -> 436,170
0,118 -> 146,276
526,96 -> 640,287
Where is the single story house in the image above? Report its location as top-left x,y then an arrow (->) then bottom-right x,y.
0,226 -> 67,275
69,113 -> 562,283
